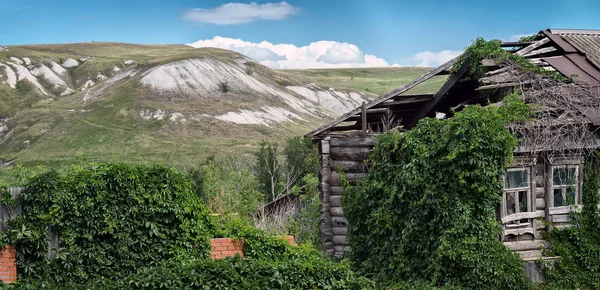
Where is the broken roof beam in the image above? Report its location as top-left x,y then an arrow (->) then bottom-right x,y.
305,56 -> 460,137
500,41 -> 536,47
523,46 -> 558,57
375,94 -> 433,107
406,57 -> 472,129
515,37 -> 550,56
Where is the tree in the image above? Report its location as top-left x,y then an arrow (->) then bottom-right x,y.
256,141 -> 281,201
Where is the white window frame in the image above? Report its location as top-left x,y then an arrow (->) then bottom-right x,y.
550,164 -> 581,209
502,167 -> 534,219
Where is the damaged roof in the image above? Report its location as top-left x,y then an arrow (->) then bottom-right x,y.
306,28 -> 600,139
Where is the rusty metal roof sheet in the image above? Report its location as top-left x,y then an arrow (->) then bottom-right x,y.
547,29 -> 600,69
543,55 -> 600,85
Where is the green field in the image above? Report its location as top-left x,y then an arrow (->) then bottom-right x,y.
282,67 -> 446,96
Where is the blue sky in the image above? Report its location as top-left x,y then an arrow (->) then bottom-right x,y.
1,0 -> 599,68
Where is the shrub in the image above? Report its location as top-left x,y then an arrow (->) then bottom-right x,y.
218,81 -> 230,93
5,163 -> 215,284
343,95 -> 532,289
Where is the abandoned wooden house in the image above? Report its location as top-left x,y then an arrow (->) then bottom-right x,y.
305,28 -> 600,268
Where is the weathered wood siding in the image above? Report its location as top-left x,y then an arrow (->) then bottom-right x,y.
319,136 -> 373,257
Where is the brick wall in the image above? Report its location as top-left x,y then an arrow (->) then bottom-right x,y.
210,236 -> 297,260
0,246 -> 16,284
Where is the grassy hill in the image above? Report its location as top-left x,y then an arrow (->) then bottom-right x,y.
0,42 -> 447,183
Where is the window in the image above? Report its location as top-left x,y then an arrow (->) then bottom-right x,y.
503,168 -> 532,217
551,165 -> 579,207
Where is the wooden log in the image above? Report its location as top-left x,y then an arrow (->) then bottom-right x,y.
325,249 -> 334,256
504,240 -> 549,251
321,203 -> 330,213
361,102 -> 367,137
332,235 -> 348,245
536,187 -> 545,198
332,227 -> 347,236
331,217 -> 348,226
330,172 -> 365,186
504,227 -> 535,236
330,196 -> 342,207
536,197 -> 545,210
330,207 -> 344,217
334,246 -> 351,253
323,242 -> 334,250
330,138 -> 374,147
330,147 -> 372,161
331,186 -> 344,196
330,161 -> 367,173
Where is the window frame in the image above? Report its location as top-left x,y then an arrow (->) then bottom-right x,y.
549,163 -> 582,209
502,167 -> 534,218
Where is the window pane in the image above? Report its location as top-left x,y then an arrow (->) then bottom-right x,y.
568,167 -> 577,184
554,188 -> 564,207
567,187 -> 576,205
518,191 -> 528,212
505,170 -> 528,188
553,167 -> 568,185
506,192 -> 516,215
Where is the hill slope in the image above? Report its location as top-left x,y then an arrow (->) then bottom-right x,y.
0,42 -> 373,174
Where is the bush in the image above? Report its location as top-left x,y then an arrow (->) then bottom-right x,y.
5,163 -> 215,284
343,95 -> 532,289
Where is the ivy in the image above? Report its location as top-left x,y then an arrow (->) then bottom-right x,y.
452,37 -> 571,82
343,95 -> 532,289
5,163 -> 215,285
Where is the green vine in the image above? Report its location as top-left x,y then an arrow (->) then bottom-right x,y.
6,163 -> 215,285
544,154 -> 600,288
451,37 -> 571,82
343,94 -> 532,288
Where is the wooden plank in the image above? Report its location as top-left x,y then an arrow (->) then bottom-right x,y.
485,66 -> 511,76
549,206 -> 581,215
406,56 -> 471,129
375,95 -> 433,107
515,37 -> 550,56
476,82 -> 529,90
523,46 -> 558,57
552,214 -> 571,223
331,161 -> 367,173
305,56 -> 459,137
505,227 -> 535,236
501,211 -> 544,224
330,147 -> 372,161
330,138 -> 374,147
330,196 -> 342,207
333,245 -> 351,252
321,139 -> 330,154
536,187 -> 545,198
361,102 -> 367,136
518,249 -> 544,261
504,240 -> 549,251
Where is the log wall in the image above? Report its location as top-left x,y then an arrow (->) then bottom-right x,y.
319,136 -> 373,257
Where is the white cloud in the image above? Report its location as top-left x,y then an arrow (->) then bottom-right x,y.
400,50 -> 463,67
188,36 -> 398,69
505,33 -> 536,42
182,1 -> 300,25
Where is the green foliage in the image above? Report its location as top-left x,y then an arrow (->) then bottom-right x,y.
6,163 -> 215,284
5,253 -> 373,290
286,173 -> 322,249
544,155 -> 600,288
452,37 -> 570,82
255,140 -> 282,201
343,95 -> 532,289
518,34 -> 538,42
196,158 -> 262,219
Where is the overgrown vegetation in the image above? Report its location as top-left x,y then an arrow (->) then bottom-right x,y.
544,155 -> 600,288
343,94 -> 533,289
2,163 -> 215,285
